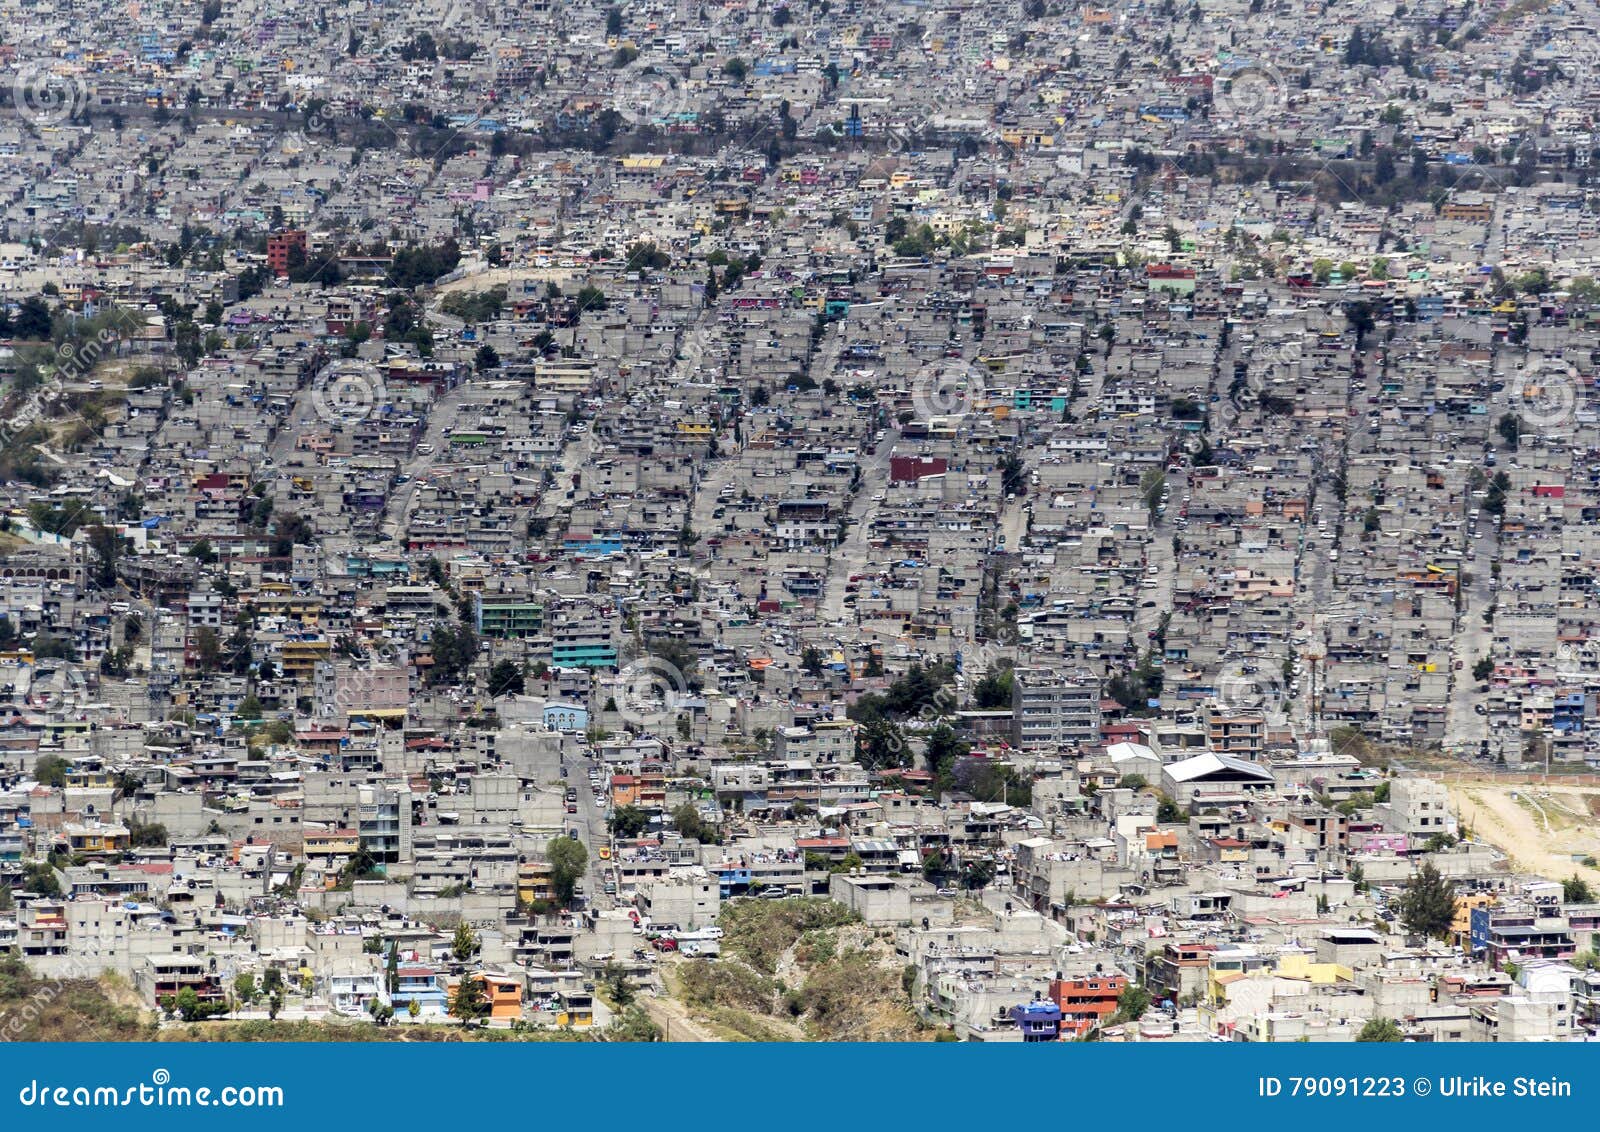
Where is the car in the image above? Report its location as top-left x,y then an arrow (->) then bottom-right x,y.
595,798 -> 605,808
1474,704 -> 1487,715
936,887 -> 958,897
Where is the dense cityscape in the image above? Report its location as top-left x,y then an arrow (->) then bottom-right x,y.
3,0 -> 1600,1043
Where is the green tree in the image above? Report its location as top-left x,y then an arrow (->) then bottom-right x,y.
194,626 -> 222,672
450,974 -> 487,1020
959,859 -> 996,890
1398,861 -> 1456,938
546,836 -> 588,905
1115,982 -> 1151,1023
451,921 -> 479,962
609,804 -> 649,838
34,755 -> 70,787
234,972 -> 258,1004
972,664 -> 1014,709
385,944 -> 400,995
1564,875 -> 1595,904
487,659 -> 524,698
599,960 -> 636,1007
606,1004 -> 663,1041
1356,1016 -> 1403,1042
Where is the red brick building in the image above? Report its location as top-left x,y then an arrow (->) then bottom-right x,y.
267,230 -> 308,277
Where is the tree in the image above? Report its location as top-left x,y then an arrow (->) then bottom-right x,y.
1472,655 -> 1495,682
606,1005 -> 663,1041
451,974 -> 487,1020
546,836 -> 588,906
609,804 -> 649,838
474,343 -> 500,372
21,861 -> 61,897
386,944 -> 400,995
175,986 -> 203,1022
34,755 -> 70,787
959,858 -> 996,890
1356,1017 -> 1403,1042
234,972 -> 258,1005
451,921 -> 479,962
194,626 -> 222,672
599,960 -> 636,1006
1564,875 -> 1595,904
85,523 -> 123,588
972,664 -> 1014,709
1115,982 -> 1151,1023
923,721 -> 967,769
487,659 -> 524,698
1398,861 -> 1456,938
673,802 -> 717,844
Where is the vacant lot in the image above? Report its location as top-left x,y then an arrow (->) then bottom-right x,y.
1448,780 -> 1600,884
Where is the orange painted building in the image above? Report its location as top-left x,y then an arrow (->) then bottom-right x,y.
453,972 -> 522,1022
1049,972 -> 1125,1036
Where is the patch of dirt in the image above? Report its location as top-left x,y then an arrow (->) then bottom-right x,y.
1450,782 -> 1600,883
